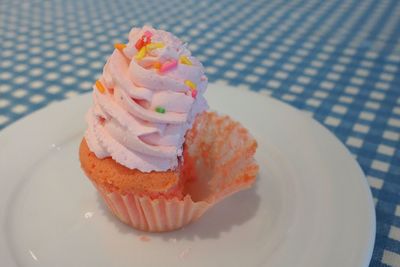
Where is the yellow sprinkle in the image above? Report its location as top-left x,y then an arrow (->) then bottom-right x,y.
180,55 -> 192,65
135,46 -> 147,60
95,80 -> 106,94
146,42 -> 165,51
114,43 -> 126,52
184,80 -> 196,90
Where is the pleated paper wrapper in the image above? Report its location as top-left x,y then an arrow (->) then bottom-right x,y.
94,112 -> 259,232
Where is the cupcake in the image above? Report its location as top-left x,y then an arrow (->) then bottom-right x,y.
79,26 -> 259,232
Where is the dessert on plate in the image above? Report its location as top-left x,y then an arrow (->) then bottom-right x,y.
79,26 -> 259,232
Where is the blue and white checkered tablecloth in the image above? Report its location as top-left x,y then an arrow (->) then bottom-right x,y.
0,0 -> 399,266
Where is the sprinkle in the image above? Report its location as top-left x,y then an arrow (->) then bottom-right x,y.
139,235 -> 151,242
114,43 -> 126,52
160,59 -> 178,73
184,80 -> 196,90
95,80 -> 106,94
153,62 -> 161,70
179,247 -> 192,260
146,42 -> 165,51
135,38 -> 145,50
143,31 -> 153,38
135,46 -> 147,60
155,106 -> 166,114
180,55 -> 192,65
136,31 -> 153,50
141,32 -> 152,46
185,80 -> 197,98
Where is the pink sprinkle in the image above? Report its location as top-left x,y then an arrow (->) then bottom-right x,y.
191,90 -> 197,98
139,235 -> 151,242
179,247 -> 191,260
160,59 -> 178,73
143,31 -> 153,38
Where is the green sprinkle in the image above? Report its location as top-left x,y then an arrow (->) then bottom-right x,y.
155,106 -> 166,114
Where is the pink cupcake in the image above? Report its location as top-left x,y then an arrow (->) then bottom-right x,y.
79,26 -> 259,232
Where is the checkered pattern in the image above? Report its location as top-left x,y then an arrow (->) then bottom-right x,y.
0,0 -> 399,266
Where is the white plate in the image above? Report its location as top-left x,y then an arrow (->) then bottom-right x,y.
0,82 -> 375,267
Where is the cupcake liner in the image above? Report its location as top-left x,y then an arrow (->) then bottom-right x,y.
95,183 -> 210,232
93,112 -> 259,232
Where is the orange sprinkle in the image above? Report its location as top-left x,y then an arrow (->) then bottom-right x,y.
95,80 -> 106,94
153,62 -> 161,70
114,43 -> 126,52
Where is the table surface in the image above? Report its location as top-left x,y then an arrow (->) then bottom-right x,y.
0,0 -> 399,266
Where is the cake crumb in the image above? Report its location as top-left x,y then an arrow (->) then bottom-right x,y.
139,235 -> 151,242
179,247 -> 191,260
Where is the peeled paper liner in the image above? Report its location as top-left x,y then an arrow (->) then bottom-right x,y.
94,112 -> 259,232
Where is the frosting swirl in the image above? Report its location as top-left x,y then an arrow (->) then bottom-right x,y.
85,26 -> 208,172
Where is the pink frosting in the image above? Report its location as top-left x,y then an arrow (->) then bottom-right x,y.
85,26 -> 208,172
